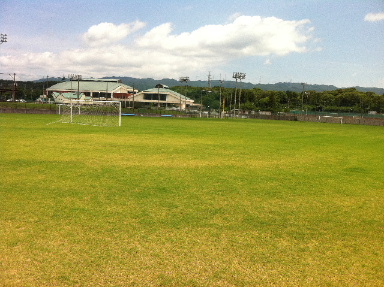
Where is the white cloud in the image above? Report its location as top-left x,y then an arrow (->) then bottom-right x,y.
0,16 -> 316,80
137,16 -> 313,57
228,12 -> 242,21
364,12 -> 384,22
82,21 -> 146,46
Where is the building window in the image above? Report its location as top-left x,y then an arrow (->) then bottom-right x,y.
144,93 -> 167,101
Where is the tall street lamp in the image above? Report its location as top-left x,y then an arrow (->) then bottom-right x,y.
200,89 -> 206,118
232,72 -> 246,116
301,83 -> 306,113
179,77 -> 189,112
219,78 -> 225,118
10,73 -> 16,102
155,84 -> 163,111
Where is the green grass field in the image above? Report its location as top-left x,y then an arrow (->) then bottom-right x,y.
1,114 -> 383,286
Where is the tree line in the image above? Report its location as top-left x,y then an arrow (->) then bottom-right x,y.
172,86 -> 384,114
0,79 -> 58,102
1,79 -> 383,114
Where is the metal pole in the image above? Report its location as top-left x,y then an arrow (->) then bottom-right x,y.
11,73 -> 16,102
77,77 -> 80,99
132,84 -> 135,110
119,102 -> 122,127
219,79 -> 224,118
232,72 -> 246,117
233,78 -> 238,116
70,102 -> 73,123
179,77 -> 189,112
200,90 -> 205,118
301,83 -> 305,113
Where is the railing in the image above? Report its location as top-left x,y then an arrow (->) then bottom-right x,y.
1,105 -> 383,126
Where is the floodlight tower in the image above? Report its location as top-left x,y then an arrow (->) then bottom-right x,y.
237,73 -> 246,112
301,82 -> 306,112
179,76 -> 189,112
132,83 -> 135,109
232,72 -> 246,116
11,73 -> 16,102
233,73 -> 238,116
219,76 -> 225,118
155,83 -> 163,109
0,34 -> 7,44
69,74 -> 82,99
208,71 -> 212,89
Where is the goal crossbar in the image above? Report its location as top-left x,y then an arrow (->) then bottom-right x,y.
318,115 -> 343,124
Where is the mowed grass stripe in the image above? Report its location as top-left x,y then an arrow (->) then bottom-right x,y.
1,114 -> 383,286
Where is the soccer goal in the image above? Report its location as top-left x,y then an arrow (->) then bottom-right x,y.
57,101 -> 122,127
318,115 -> 343,124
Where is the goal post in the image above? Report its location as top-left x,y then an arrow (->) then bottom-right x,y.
318,115 -> 343,124
57,100 -> 122,127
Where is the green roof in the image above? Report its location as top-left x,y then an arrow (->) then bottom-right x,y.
142,88 -> 193,101
47,80 -> 133,92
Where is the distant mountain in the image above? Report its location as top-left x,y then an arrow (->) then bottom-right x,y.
350,86 -> 384,95
112,77 -> 384,94
35,76 -> 384,94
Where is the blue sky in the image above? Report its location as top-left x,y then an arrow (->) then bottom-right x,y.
0,0 -> 383,88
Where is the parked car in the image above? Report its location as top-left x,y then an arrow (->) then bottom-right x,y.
7,99 -> 27,102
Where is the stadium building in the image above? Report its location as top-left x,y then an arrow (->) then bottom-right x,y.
46,78 -> 136,102
134,84 -> 195,110
47,80 -> 195,109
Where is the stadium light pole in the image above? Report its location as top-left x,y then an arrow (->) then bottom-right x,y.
238,73 -> 245,112
179,77 -> 189,112
200,89 -> 206,118
301,82 -> 306,113
219,78 -> 225,118
233,74 -> 238,116
10,73 -> 16,102
0,34 -> 7,44
132,84 -> 135,109
155,83 -> 163,111
232,72 -> 246,116
69,74 -> 82,100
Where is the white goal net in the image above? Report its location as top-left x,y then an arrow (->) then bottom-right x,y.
318,115 -> 343,124
57,101 -> 121,127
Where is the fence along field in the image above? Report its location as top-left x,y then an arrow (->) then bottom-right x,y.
1,114 -> 383,286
